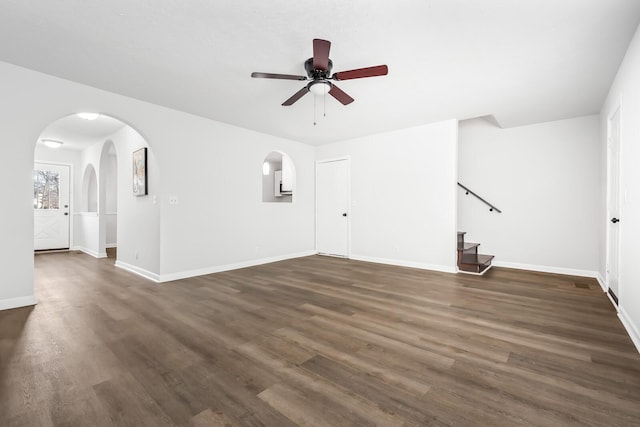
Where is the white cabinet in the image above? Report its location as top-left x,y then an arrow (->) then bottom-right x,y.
274,156 -> 293,197
281,156 -> 293,193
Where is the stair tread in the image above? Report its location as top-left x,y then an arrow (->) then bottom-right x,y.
460,253 -> 494,265
458,242 -> 480,251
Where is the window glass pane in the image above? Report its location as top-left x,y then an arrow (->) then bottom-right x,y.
33,170 -> 60,209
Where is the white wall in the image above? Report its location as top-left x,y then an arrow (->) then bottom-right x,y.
76,213 -> 99,257
107,126 -> 160,275
157,121 -> 315,280
458,116 -> 601,277
316,120 -> 459,272
0,60 -> 315,310
103,149 -> 118,247
262,159 -> 280,202
601,24 -> 640,351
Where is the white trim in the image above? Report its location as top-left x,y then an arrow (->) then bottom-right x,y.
596,273 -> 607,292
76,211 -> 99,217
71,246 -> 107,259
606,290 -> 619,309
106,243 -> 117,248
492,261 -> 598,278
0,295 -> 37,311
315,156 -> 351,258
115,260 -> 161,283
158,250 -> 316,282
619,307 -> 640,354
605,98 -> 622,307
350,254 -> 457,274
105,212 -> 117,216
457,265 -> 493,276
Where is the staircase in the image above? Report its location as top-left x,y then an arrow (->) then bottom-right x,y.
457,231 -> 494,275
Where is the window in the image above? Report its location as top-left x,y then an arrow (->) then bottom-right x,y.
33,170 -> 60,209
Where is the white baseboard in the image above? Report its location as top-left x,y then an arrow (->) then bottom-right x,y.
158,250 -> 317,282
596,273 -> 607,292
619,307 -> 640,354
115,260 -> 161,283
70,246 -> 108,259
106,243 -> 117,249
0,295 -> 37,311
492,261 -> 598,279
349,254 -> 457,274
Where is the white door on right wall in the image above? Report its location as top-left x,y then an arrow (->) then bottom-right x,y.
607,106 -> 621,304
316,158 -> 349,257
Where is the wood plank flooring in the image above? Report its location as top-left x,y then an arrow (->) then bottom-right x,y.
1,251 -> 640,426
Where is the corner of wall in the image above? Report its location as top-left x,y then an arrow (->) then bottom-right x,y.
619,307 -> 640,353
115,260 -> 161,283
0,295 -> 37,311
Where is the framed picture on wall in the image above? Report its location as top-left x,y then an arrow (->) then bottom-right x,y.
133,147 -> 147,196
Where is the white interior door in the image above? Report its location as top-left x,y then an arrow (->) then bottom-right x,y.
607,106 -> 621,304
316,158 -> 349,257
34,163 -> 70,250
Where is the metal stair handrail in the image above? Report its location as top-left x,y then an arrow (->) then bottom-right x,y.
457,182 -> 502,213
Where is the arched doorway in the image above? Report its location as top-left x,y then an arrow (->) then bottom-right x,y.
35,113 -> 152,266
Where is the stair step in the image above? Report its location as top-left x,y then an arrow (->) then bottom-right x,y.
460,253 -> 494,266
458,242 -> 480,251
456,231 -> 493,275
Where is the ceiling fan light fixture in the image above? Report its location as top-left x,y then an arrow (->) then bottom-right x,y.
251,38 -> 388,106
42,139 -> 64,149
77,112 -> 100,120
309,81 -> 331,96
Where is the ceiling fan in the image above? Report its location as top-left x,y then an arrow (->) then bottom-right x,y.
251,39 -> 388,106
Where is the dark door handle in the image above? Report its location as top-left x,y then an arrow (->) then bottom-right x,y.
64,212 -> 69,216
611,217 -> 619,223
342,213 -> 347,217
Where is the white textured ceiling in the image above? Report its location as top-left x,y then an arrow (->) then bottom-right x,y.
2,0 -> 639,145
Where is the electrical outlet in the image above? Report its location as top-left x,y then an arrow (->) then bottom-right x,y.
169,196 -> 179,205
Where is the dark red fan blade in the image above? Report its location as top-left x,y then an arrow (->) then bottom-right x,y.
332,65 -> 388,81
251,72 -> 307,81
328,84 -> 354,105
313,39 -> 331,71
282,87 -> 310,106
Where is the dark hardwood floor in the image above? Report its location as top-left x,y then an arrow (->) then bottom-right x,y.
1,251 -> 640,426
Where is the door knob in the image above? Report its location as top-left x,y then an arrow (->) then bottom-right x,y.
611,217 -> 620,223
64,212 -> 69,216
342,213 -> 347,217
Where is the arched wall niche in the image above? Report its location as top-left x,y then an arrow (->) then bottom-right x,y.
262,151 -> 296,203
82,164 -> 98,212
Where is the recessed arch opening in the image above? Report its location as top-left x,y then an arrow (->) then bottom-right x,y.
262,151 -> 296,203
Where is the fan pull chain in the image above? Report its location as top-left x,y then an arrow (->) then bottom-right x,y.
313,94 -> 317,126
324,92 -> 326,117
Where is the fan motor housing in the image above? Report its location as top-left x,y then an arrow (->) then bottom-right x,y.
305,58 -> 333,79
